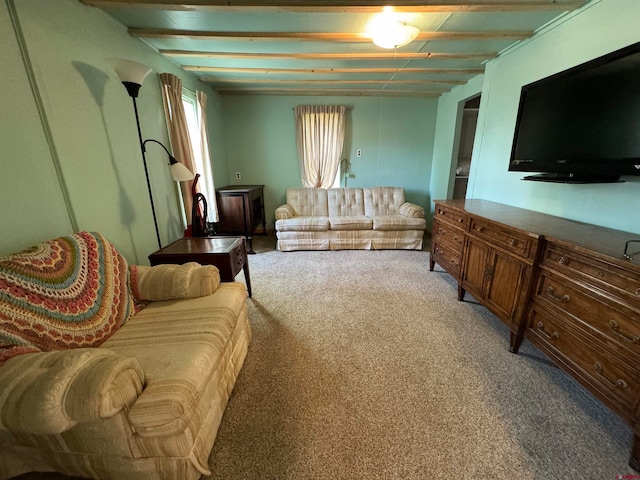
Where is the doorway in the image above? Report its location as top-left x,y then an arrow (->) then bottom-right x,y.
453,95 -> 480,199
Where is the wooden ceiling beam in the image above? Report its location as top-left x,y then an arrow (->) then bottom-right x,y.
185,66 -> 485,74
130,28 -> 532,42
163,50 -> 497,60
201,78 -> 466,85
82,0 -> 586,13
213,87 -> 447,96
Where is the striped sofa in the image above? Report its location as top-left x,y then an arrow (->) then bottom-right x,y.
0,232 -> 251,480
275,187 -> 427,251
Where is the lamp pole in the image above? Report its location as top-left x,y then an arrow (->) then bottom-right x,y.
131,96 -> 162,249
108,58 -> 194,251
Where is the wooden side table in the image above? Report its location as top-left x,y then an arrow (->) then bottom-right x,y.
215,185 -> 266,254
148,236 -> 252,297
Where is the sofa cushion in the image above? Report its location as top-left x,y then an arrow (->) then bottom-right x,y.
101,282 -> 247,437
364,187 -> 405,216
0,232 -> 138,364
276,217 -> 330,232
0,348 -> 144,435
131,262 -> 220,302
328,188 -> 365,216
371,215 -> 427,231
329,216 -> 373,231
285,188 -> 329,216
399,202 -> 425,218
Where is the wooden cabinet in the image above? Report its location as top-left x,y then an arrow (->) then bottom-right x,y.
430,198 -> 640,470
461,215 -> 539,352
430,200 -> 538,351
463,236 -> 529,326
215,185 -> 266,254
429,203 -> 468,296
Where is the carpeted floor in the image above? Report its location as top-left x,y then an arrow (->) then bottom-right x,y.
207,234 -> 636,480
14,234 -> 637,479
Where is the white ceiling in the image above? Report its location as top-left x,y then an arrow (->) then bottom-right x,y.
82,0 -> 589,97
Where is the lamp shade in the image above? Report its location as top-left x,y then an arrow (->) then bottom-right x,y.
170,158 -> 195,182
372,21 -> 419,49
107,58 -> 152,97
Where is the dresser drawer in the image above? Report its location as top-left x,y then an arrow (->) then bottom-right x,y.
541,242 -> 640,309
469,218 -> 536,260
432,219 -> 465,254
527,306 -> 640,414
534,271 -> 640,358
432,240 -> 462,278
434,204 -> 468,229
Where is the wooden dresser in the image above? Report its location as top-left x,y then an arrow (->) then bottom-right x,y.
430,199 -> 640,470
215,185 -> 266,254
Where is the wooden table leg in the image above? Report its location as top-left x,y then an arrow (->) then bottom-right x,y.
241,238 -> 252,297
630,431 -> 640,472
243,257 -> 252,298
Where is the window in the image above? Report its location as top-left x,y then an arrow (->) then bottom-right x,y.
182,92 -> 216,222
294,105 -> 347,189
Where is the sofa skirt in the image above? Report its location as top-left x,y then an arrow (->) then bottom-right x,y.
276,229 -> 424,251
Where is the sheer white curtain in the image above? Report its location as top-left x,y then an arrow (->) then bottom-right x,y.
294,105 -> 347,188
159,73 -> 196,223
196,90 -> 218,222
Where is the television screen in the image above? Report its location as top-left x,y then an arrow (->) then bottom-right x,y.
509,41 -> 640,183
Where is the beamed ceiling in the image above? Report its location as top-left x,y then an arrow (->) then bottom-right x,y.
81,0 -> 589,97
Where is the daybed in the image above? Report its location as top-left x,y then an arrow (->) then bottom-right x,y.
0,231 -> 251,480
275,186 -> 426,251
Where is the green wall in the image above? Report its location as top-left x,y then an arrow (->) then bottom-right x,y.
220,95 -> 438,229
3,0 -> 637,262
462,0 -> 640,234
0,0 -> 228,263
429,75 -> 484,228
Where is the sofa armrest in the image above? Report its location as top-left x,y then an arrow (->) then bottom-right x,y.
0,348 -> 144,434
399,202 -> 425,219
131,262 -> 220,302
275,204 -> 295,220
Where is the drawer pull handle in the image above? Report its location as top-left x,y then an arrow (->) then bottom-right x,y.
508,238 -> 518,247
437,228 -> 445,235
558,256 -> 569,265
536,321 -> 559,340
635,288 -> 640,296
594,362 -> 628,389
546,286 -> 570,303
435,248 -> 443,255
609,320 -> 640,344
458,218 -> 464,223
454,235 -> 463,245
484,266 -> 494,278
476,226 -> 484,233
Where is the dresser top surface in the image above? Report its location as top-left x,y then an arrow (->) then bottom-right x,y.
217,185 -> 264,193
435,199 -> 640,268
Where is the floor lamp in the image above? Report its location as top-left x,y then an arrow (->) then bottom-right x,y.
107,58 -> 194,249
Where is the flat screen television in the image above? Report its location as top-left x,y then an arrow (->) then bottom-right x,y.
509,41 -> 640,183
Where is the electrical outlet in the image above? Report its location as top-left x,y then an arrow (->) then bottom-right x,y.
235,172 -> 241,180
356,149 -> 362,157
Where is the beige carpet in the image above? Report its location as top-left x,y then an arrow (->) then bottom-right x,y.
207,234 -> 635,480
14,234 -> 637,479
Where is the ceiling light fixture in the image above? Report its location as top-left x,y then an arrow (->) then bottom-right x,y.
372,20 -> 419,49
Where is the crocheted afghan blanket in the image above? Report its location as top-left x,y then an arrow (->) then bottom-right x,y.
0,232 -> 138,364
